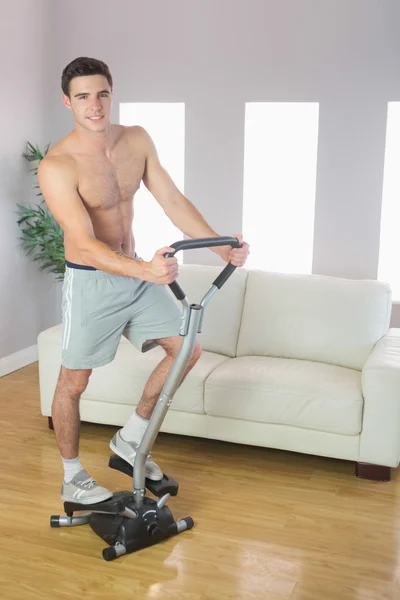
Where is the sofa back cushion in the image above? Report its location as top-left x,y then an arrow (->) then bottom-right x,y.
172,264 -> 248,357
236,270 -> 392,370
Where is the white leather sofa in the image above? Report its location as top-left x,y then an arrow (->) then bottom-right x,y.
38,264 -> 400,481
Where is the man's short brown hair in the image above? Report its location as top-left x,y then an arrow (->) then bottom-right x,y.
61,57 -> 113,97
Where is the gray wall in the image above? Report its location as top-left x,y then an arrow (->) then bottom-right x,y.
47,0 -> 400,325
0,0 -> 61,361
2,0 -> 400,362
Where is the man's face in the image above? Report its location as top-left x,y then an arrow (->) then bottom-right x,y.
63,75 -> 112,132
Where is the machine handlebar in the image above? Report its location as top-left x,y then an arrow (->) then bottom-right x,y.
164,236 -> 242,301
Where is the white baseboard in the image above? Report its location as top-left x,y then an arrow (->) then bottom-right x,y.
0,345 -> 38,377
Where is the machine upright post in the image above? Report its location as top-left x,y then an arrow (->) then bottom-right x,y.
133,304 -> 203,507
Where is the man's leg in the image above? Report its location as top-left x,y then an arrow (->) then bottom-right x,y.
52,366 -> 91,459
58,263 -> 143,503
137,336 -> 202,419
110,336 -> 202,479
53,366 -> 113,504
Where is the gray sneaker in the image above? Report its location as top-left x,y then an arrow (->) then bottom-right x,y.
61,469 -> 113,505
109,430 -> 163,481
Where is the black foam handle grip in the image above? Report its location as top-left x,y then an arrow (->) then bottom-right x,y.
164,236 -> 241,258
212,262 -> 238,289
164,236 -> 242,300
169,280 -> 186,301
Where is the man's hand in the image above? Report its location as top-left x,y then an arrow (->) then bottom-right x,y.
142,246 -> 179,284
219,234 -> 250,267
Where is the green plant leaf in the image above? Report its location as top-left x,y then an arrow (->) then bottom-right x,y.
17,142 -> 65,279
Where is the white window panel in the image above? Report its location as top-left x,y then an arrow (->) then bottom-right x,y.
378,102 -> 400,301
242,102 -> 319,274
119,102 -> 185,263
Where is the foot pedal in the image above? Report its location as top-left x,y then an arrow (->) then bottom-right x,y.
146,475 -> 179,497
108,454 -> 179,497
108,454 -> 133,478
63,491 -> 131,515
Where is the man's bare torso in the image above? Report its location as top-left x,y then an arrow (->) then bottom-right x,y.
46,124 -> 144,264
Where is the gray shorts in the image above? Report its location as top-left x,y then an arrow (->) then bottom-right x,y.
61,260 -> 182,370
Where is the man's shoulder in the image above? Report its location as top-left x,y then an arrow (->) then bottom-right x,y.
118,123 -> 150,142
120,124 -> 154,158
38,143 -> 76,181
42,134 -> 75,163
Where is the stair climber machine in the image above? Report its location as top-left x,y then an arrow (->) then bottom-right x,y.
50,236 -> 242,561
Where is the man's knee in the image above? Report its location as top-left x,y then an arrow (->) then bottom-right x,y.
156,336 -> 202,365
191,341 -> 202,365
185,340 -> 202,369
58,366 -> 92,396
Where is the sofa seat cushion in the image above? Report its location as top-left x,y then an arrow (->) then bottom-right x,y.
205,356 -> 363,435
82,341 -> 229,415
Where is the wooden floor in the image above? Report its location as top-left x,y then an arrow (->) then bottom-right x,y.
1,364 -> 400,600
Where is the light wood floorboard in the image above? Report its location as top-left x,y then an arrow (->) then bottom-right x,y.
1,363 -> 400,599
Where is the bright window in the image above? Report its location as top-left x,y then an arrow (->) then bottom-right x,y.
378,102 -> 400,301
119,102 -> 185,262
242,102 -> 319,274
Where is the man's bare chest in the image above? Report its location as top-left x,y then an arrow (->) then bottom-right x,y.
76,153 -> 145,209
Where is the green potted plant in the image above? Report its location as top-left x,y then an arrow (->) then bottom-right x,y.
17,142 -> 65,280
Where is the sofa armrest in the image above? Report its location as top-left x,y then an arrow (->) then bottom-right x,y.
360,328 -> 400,468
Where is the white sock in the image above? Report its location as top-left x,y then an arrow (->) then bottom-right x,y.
120,410 -> 149,445
62,456 -> 84,483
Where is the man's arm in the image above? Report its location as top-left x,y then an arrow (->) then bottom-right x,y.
37,157 -> 177,283
139,127 -> 230,259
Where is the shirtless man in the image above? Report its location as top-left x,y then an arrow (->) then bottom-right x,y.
38,57 -> 250,505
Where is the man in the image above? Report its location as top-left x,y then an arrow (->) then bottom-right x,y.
38,57 -> 250,505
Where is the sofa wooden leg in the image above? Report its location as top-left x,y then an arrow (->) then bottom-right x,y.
48,416 -> 54,430
355,462 -> 391,481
